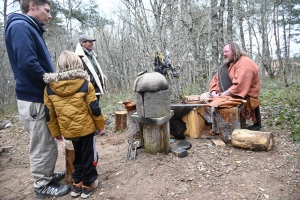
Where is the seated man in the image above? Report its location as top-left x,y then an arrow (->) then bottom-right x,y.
202,42 -> 261,135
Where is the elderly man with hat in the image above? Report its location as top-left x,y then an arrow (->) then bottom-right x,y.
75,34 -> 107,100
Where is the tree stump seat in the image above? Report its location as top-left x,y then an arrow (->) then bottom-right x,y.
130,110 -> 174,154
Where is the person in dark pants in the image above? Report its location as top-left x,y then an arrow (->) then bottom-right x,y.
44,51 -> 105,198
5,0 -> 70,198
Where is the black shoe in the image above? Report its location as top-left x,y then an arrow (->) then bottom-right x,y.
53,171 -> 66,182
34,180 -> 70,199
247,124 -> 261,131
247,106 -> 262,131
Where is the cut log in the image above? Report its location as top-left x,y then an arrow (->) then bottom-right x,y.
143,121 -> 170,154
231,129 -> 274,151
65,141 -> 75,184
130,111 -> 173,155
114,110 -> 128,131
215,106 -> 246,142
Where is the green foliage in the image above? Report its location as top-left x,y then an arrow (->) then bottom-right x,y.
260,77 -> 300,141
0,103 -> 18,122
100,92 -> 134,114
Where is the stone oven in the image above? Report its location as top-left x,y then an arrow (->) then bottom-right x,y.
133,72 -> 170,118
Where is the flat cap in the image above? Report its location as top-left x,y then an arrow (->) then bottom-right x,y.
79,34 -> 96,42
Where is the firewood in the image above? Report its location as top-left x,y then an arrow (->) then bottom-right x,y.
114,110 -> 128,131
231,129 -> 274,151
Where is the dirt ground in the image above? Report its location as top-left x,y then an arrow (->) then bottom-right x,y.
0,115 -> 300,200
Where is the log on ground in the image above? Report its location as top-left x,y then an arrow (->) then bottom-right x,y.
231,129 -> 274,151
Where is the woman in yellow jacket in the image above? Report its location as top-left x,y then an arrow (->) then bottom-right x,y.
43,51 -> 105,199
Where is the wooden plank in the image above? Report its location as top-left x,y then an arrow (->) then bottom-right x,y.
181,107 -> 205,138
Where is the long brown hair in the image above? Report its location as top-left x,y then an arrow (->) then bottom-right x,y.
227,42 -> 247,63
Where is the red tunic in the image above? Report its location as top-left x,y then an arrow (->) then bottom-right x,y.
209,56 -> 260,98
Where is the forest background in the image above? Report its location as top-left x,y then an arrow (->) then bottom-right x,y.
0,0 -> 300,139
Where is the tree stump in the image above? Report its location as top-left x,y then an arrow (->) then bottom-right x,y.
65,141 -> 75,184
215,106 -> 246,142
232,129 -> 274,151
143,121 -> 170,154
130,111 -> 173,155
114,110 -> 127,131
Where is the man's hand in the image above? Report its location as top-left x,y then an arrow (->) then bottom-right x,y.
211,90 -> 219,98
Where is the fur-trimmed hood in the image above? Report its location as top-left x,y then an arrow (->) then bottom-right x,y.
44,69 -> 90,97
44,69 -> 89,83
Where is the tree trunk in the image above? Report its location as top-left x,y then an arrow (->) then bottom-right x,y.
232,129 -> 274,151
226,0 -> 233,42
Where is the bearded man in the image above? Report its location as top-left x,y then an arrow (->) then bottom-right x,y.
202,42 -> 261,134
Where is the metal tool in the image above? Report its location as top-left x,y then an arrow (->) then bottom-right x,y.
126,140 -> 143,163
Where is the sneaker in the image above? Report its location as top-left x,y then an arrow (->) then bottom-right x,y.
52,171 -> 66,182
81,179 -> 100,199
35,180 -> 70,199
71,181 -> 82,198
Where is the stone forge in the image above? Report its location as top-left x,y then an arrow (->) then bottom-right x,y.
131,72 -> 172,154
133,72 -> 170,118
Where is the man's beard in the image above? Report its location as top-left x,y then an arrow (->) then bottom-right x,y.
223,57 -> 233,65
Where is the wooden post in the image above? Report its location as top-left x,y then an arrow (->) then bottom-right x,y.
232,129 -> 274,151
65,141 -> 74,184
127,110 -> 140,139
114,110 -> 127,131
143,121 -> 170,154
130,111 -> 173,155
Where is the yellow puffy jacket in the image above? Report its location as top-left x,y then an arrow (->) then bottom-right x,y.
43,69 -> 105,139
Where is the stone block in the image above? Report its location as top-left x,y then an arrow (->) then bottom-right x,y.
211,139 -> 226,148
135,89 -> 170,118
171,146 -> 188,158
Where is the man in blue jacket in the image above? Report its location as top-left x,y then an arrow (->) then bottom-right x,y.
5,0 -> 70,198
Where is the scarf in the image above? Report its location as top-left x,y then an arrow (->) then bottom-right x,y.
218,64 -> 232,92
